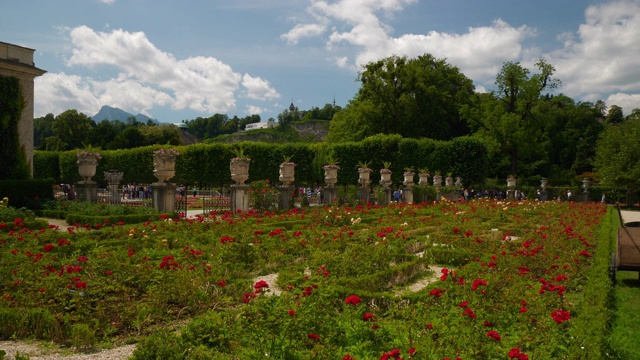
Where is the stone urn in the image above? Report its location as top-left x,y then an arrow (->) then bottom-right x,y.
445,176 -> 453,187
541,178 -> 548,190
230,158 -> 251,185
77,154 -> 99,183
153,154 -> 177,183
507,177 -> 516,188
323,165 -> 340,186
379,169 -> 392,188
455,176 -> 463,189
419,173 -> 430,185
279,162 -> 296,185
358,168 -> 372,187
433,174 -> 443,187
403,172 -> 415,187
582,178 -> 591,192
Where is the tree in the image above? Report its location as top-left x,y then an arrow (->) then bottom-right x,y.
34,113 -> 54,149
605,104 -> 624,125
327,54 -> 475,142
51,109 -> 94,150
595,118 -> 640,204
464,59 -> 560,176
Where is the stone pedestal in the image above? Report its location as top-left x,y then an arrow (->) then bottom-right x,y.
507,189 -> 515,200
152,183 -> 176,213
581,192 -> 590,203
540,190 -> 548,201
359,187 -> 370,204
75,182 -> 98,202
278,185 -> 294,211
231,184 -> 250,213
404,187 -> 413,204
435,185 -> 442,202
323,186 -> 337,205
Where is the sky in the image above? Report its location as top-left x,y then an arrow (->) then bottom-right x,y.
3,0 -> 640,123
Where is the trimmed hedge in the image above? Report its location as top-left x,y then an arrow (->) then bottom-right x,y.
34,134 -> 489,187
0,179 -> 54,209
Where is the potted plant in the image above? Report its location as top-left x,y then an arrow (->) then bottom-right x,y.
76,145 -> 102,183
230,145 -> 251,185
279,154 -> 296,185
153,148 -> 179,183
357,160 -> 372,185
403,167 -> 415,185
380,161 -> 392,185
418,168 -> 430,185
323,154 -> 340,186
433,171 -> 443,187
445,172 -> 454,187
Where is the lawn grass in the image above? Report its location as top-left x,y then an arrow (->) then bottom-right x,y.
609,270 -> 640,359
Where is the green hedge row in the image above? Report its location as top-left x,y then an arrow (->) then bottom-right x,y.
33,135 -> 489,187
0,179 -> 54,209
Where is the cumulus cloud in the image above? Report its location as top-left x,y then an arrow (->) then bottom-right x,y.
281,23 -> 327,44
548,0 -> 640,110
242,74 -> 280,101
245,104 -> 265,115
283,0 -> 530,82
35,26 -> 279,118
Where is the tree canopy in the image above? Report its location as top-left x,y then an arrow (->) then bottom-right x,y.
328,54 -> 475,142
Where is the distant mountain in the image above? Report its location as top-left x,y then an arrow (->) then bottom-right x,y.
92,105 -> 157,124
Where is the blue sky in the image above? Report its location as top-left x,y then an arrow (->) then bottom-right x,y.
3,0 -> 640,123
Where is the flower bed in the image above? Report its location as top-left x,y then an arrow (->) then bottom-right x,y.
0,200 -> 612,358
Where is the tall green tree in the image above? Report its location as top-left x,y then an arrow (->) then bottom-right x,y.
595,118 -> 640,203
464,59 -> 560,177
327,54 -> 475,142
34,113 -> 54,149
51,109 -> 94,150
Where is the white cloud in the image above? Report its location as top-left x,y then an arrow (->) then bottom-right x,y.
281,23 -> 327,44
284,0 -> 530,83
35,26 -> 279,118
98,0 -> 115,4
548,0 -> 640,108
245,105 -> 264,115
606,93 -> 640,114
242,74 -> 280,100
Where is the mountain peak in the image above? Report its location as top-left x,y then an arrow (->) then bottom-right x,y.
92,105 -> 157,124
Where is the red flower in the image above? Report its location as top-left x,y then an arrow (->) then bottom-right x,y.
481,320 -> 493,327
220,235 -> 236,244
458,301 -> 469,308
452,227 -> 460,234
486,330 -> 501,341
551,309 -> 571,323
472,279 -> 487,291
308,333 -> 320,340
242,292 -> 256,303
43,244 -> 54,252
343,356 -> 356,360
519,307 -> 528,313
579,250 -> 591,257
508,348 -> 529,360
217,279 -> 226,287
464,230 -> 473,237
77,256 -> 89,262
288,309 -> 296,317
362,313 -> 374,321
430,288 -> 444,298
254,280 -> 269,289
462,308 -> 476,319
75,281 -> 87,289
380,348 -> 402,360
345,294 -> 361,305
425,323 -> 433,329
408,347 -> 416,355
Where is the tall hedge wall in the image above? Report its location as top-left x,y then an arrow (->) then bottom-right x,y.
0,75 -> 30,180
33,135 -> 488,187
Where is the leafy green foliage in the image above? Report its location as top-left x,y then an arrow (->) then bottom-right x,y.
0,75 -> 29,180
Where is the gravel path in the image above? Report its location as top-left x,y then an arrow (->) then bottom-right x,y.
0,341 -> 135,360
